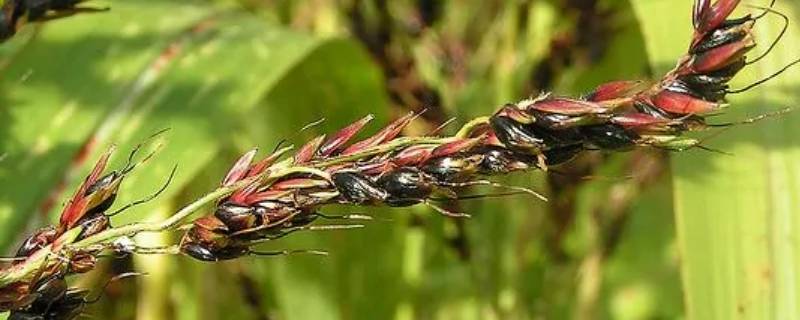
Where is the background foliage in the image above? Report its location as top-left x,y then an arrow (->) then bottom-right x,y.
0,0 -> 797,319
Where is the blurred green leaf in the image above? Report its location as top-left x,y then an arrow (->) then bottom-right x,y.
0,0 -> 387,247
0,1 -> 389,319
7,0 -> 797,319
632,0 -> 800,319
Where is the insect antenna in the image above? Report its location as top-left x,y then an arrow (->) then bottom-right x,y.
437,180 -> 548,202
653,130 -> 734,155
120,129 -> 170,175
230,211 -> 303,237
427,190 -> 533,201
751,0 -> 778,21
727,57 -> 800,94
83,272 -> 145,304
546,168 -> 635,182
692,144 -> 734,155
313,212 -> 374,221
706,107 -> 795,127
272,118 -> 326,153
422,200 -> 471,218
305,224 -> 365,231
669,106 -> 793,153
93,253 -> 123,260
248,249 -> 329,257
651,140 -> 728,155
318,212 -> 395,223
427,116 -> 457,136
245,224 -> 365,245
129,245 -> 181,256
106,165 -> 177,217
745,4 -> 789,65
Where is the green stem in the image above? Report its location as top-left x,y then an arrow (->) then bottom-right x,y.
71,184 -> 237,249
456,116 -> 490,138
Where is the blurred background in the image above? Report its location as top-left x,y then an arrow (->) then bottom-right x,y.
0,0 -> 798,319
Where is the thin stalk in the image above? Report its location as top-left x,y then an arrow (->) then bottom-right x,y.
71,184 -> 238,249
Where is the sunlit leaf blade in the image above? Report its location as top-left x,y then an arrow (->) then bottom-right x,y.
0,0 -> 388,256
632,0 -> 800,318
1,0 -> 392,316
0,0 -> 208,250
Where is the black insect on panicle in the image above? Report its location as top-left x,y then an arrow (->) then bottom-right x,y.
29,291 -> 86,320
527,109 -> 572,129
282,210 -> 319,229
580,124 -> 639,150
526,109 -> 602,141
690,16 -> 753,54
663,79 -> 704,99
6,276 -> 67,320
376,167 -> 435,207
214,202 -> 258,233
490,114 -> 584,153
14,227 -> 57,259
9,292 -> 88,320
332,171 -> 387,205
6,274 -> 90,320
9,271 -> 140,320
490,116 -> 545,153
542,144 -> 585,166
73,215 -> 110,242
223,204 -> 315,240
470,146 -> 533,175
678,59 -> 746,102
676,77 -> 728,102
82,173 -> 122,214
634,100 -> 674,119
181,243 -> 250,262
421,154 -> 483,183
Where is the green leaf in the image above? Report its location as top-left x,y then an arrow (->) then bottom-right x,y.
0,2 -> 389,319
0,0 -> 387,250
632,0 -> 800,318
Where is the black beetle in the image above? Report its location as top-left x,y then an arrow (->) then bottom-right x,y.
580,124 -> 639,150
376,167 -> 435,207
331,171 -> 387,205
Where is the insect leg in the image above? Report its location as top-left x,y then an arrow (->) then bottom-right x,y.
745,4 -> 788,65
438,180 -> 548,202
248,249 -> 329,257
106,165 -> 177,217
423,200 -> 471,218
